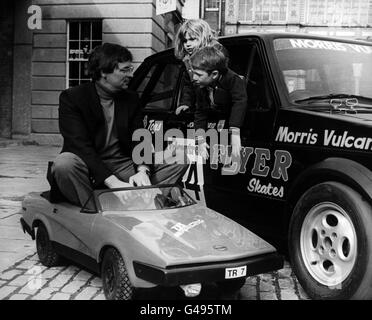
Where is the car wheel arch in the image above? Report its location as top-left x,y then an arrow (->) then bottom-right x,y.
99,245 -> 131,274
32,218 -> 51,236
283,157 -> 372,237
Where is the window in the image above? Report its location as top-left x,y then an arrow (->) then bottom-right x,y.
306,0 -> 369,26
67,20 -> 102,88
238,0 -> 289,22
135,59 -> 182,111
274,38 -> 372,102
206,0 -> 220,11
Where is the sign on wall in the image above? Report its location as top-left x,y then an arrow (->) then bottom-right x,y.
156,0 -> 176,15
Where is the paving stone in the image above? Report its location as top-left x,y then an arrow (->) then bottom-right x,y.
8,294 -> 29,300
41,268 -> 62,279
93,293 -> 106,300
88,277 -> 102,288
240,284 -> 257,300
278,278 -> 294,291
73,270 -> 92,282
19,279 -> 47,294
50,293 -> 71,300
75,286 -> 100,300
33,287 -> 56,300
0,286 -> 18,299
8,275 -> 32,287
27,254 -> 39,261
48,274 -> 74,288
0,269 -> 23,280
259,273 -> 275,282
59,266 -> 80,276
61,280 -> 86,294
32,263 -> 49,272
244,276 -> 257,287
15,259 -> 37,270
278,265 -> 293,278
259,279 -> 274,292
260,291 -> 278,300
280,289 -> 300,300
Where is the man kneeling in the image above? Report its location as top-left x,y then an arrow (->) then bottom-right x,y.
51,43 -> 187,208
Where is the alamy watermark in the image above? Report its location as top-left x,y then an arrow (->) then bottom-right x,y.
27,5 -> 42,30
132,128 -> 242,175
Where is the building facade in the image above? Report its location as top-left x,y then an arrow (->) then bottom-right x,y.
0,0 -> 184,144
201,0 -> 372,38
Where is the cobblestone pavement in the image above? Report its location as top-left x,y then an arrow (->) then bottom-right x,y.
0,143 -> 310,300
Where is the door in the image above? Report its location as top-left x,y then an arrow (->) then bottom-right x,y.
201,38 -> 283,241
51,202 -> 98,257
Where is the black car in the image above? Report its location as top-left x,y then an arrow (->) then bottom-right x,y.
129,32 -> 372,300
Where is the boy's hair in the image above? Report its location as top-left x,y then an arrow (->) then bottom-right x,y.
190,46 -> 228,74
174,19 -> 218,60
88,43 -> 133,81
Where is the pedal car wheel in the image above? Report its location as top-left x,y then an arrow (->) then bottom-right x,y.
289,182 -> 372,299
101,248 -> 134,300
216,277 -> 246,293
36,223 -> 60,267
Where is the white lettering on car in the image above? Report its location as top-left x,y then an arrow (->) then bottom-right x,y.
171,219 -> 204,237
275,126 -> 372,151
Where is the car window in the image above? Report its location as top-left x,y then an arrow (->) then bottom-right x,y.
244,47 -> 273,112
137,61 -> 182,112
274,38 -> 372,102
98,186 -> 195,212
221,41 -> 273,113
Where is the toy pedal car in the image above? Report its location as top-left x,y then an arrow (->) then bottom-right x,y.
20,184 -> 283,299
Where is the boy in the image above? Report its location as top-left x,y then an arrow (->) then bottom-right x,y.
190,46 -> 248,158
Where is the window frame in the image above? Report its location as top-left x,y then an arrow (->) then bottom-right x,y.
66,20 -> 102,89
130,53 -> 184,114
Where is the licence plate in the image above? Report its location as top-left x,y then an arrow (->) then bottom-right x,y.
225,265 -> 247,279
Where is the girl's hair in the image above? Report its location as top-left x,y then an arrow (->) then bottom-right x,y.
174,19 -> 218,60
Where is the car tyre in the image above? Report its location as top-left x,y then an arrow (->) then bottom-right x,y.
289,182 -> 372,299
36,223 -> 60,267
216,277 -> 246,293
101,248 -> 134,300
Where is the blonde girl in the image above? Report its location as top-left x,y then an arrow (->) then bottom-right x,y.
174,19 -> 223,115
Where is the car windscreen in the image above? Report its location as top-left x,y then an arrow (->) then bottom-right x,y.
274,38 -> 372,104
98,186 -> 195,211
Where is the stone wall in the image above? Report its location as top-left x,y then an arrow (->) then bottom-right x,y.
0,1 -> 14,138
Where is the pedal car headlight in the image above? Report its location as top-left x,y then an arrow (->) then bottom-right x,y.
180,283 -> 202,297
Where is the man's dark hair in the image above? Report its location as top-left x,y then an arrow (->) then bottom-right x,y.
190,45 -> 228,74
88,43 -> 133,81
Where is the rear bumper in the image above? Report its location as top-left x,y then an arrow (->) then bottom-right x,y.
133,252 -> 284,286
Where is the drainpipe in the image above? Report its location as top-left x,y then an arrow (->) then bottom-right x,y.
218,0 -> 223,35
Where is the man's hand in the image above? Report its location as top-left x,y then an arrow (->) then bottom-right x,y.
129,170 -> 151,187
175,105 -> 190,115
104,175 -> 133,202
104,175 -> 132,189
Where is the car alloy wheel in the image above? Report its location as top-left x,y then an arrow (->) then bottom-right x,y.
289,182 -> 372,299
300,202 -> 357,287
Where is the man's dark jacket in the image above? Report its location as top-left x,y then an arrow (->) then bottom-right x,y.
54,82 -> 143,190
